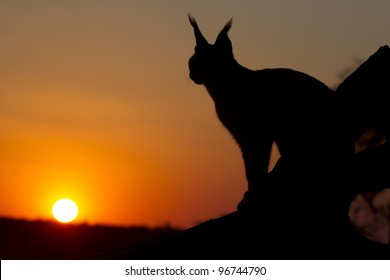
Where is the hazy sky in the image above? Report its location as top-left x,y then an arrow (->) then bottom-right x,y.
1,0 -> 389,228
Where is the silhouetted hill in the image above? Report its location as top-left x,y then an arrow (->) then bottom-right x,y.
0,217 -> 181,259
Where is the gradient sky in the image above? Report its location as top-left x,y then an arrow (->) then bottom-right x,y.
1,0 -> 389,228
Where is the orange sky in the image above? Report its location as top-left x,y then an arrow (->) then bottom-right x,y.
1,1 -> 389,228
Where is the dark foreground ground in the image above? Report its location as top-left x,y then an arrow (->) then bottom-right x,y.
0,217 -> 181,259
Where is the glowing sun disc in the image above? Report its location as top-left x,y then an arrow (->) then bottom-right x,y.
52,198 -> 78,223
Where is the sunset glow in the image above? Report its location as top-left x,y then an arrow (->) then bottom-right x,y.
0,1 -> 389,229
52,199 -> 79,223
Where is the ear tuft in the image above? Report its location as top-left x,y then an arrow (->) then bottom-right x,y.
188,13 -> 209,46
188,13 -> 197,27
221,18 -> 233,34
215,17 -> 234,54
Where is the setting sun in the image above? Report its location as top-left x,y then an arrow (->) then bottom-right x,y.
52,198 -> 79,223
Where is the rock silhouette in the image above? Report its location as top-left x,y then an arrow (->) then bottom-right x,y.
117,45 -> 390,259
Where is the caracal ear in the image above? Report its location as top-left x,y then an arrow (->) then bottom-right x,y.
215,18 -> 233,54
188,14 -> 209,46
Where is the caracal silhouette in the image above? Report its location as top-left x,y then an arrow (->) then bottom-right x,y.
188,15 -> 333,210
